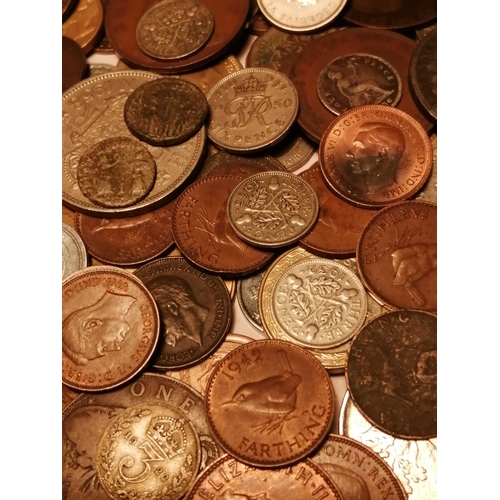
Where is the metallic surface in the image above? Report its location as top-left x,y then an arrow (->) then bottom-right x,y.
88,63 -> 117,76
62,36 -> 87,93
270,131 -> 315,172
62,222 -> 88,281
415,133 -> 437,203
237,269 -> 267,331
62,0 -> 104,54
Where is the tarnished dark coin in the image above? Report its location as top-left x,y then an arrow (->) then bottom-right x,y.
62,36 -> 87,93
136,0 -> 214,61
317,53 -> 403,115
62,373 -> 222,499
77,137 -> 156,208
93,0 -> 114,54
409,27 -> 437,120
346,310 -> 437,439
124,78 -> 208,147
133,257 -> 232,369
62,0 -> 104,54
248,11 -> 271,35
172,175 -> 275,277
267,129 -> 315,172
75,200 -> 176,266
62,222 -> 88,281
237,269 -> 267,331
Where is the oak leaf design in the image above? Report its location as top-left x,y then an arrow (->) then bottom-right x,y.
277,190 -> 300,213
253,213 -> 283,230
310,276 -> 341,295
319,304 -> 344,329
289,290 -> 311,319
248,187 -> 268,210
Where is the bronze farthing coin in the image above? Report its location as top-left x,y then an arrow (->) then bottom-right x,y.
172,175 -> 275,277
184,455 -> 344,499
237,269 -> 268,332
124,78 -> 208,147
319,105 -> 432,209
62,72 -> 205,217
62,266 -> 160,391
62,36 -> 87,93
62,222 -> 88,281
347,310 -> 437,440
268,129 -> 315,172
298,163 -> 376,257
205,339 -> 335,467
77,137 -> 156,208
317,53 -> 403,115
105,0 -> 249,74
75,199 -> 176,266
62,0 -> 104,54
136,0 -> 214,61
62,373 -> 222,500
409,27 -> 437,120
227,171 -> 319,248
357,200 -> 437,312
134,257 -> 232,369
312,434 -> 408,500
96,402 -> 201,499
289,28 -> 434,143
206,68 -> 299,154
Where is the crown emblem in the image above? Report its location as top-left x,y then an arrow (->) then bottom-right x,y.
146,416 -> 187,460
234,75 -> 268,97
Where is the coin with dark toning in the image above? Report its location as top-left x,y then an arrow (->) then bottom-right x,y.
62,266 -> 160,391
134,257 -> 232,369
62,0 -> 104,54
319,105 -> 432,208
249,11 -> 271,35
62,36 -> 87,93
63,0 -> 78,20
77,137 -> 156,208
136,0 -> 214,60
93,0 -> 114,53
172,175 -> 275,276
237,269 -> 267,331
205,339 -> 334,467
62,223 -> 88,281
346,310 -> 437,440
357,200 -> 437,312
124,78 -> 208,146
268,130 -> 315,172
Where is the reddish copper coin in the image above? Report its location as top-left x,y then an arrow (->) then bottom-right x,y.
75,199 -> 176,266
319,105 -> 432,208
62,0 -> 104,54
205,339 -> 335,467
63,0 -> 78,20
357,200 -> 437,312
289,28 -> 434,143
172,175 -> 275,277
62,36 -> 87,93
93,0 -> 114,54
298,163 -> 376,257
105,0 -> 250,74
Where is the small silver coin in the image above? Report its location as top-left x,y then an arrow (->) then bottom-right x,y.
62,223 -> 88,281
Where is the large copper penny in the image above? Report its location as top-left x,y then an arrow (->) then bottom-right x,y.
62,36 -> 87,93
62,373 -> 222,500
357,200 -> 437,312
319,105 -> 432,208
105,0 -> 249,73
74,199 -> 176,266
346,310 -> 437,440
289,28 -> 434,143
172,175 -> 275,277
62,266 -> 160,391
62,0 -> 104,54
134,257 -> 232,369
205,339 -> 334,467
124,78 -> 208,147
298,163 -> 376,257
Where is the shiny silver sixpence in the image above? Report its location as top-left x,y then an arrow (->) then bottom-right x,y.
62,223 -> 88,281
227,171 -> 319,248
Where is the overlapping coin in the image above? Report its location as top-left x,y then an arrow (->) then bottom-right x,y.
62,222 -> 88,280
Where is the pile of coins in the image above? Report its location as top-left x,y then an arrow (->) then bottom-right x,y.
62,1 -> 437,499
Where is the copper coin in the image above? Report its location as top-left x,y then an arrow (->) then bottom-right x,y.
415,132 -> 437,204
62,373 -> 222,500
346,310 -> 437,439
289,28 -> 434,143
249,11 -> 271,35
319,106 -> 432,209
227,171 -> 319,248
124,78 -> 208,147
343,0 -> 437,29
62,36 -> 87,93
357,200 -> 437,312
62,384 -> 81,411
63,0 -> 78,20
133,257 -> 232,369
105,0 -> 249,73
206,68 -> 299,154
62,222 -> 88,280
62,0 -> 104,54
184,455 -> 344,499
136,0 -> 214,61
172,175 -> 275,277
298,164 -> 376,257
75,200 -> 175,266
93,0 -> 114,54
62,266 -> 160,391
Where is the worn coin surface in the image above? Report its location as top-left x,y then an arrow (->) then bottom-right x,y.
317,53 -> 402,115
77,137 -> 156,208
62,222 -> 88,281
134,257 -> 232,369
357,200 -> 437,312
268,130 -> 315,172
88,63 -> 117,77
237,269 -> 267,331
62,36 -> 87,93
62,266 -> 160,391
319,105 -> 432,209
62,0 -> 104,54
96,402 -> 201,500
136,0 -> 214,60
415,132 -> 437,203
205,339 -> 334,467
346,310 -> 437,439
206,68 -> 299,153
124,78 -> 208,146
249,11 -> 271,35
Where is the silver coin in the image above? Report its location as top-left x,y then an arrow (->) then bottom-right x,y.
236,268 -> 267,331
62,223 -> 87,281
